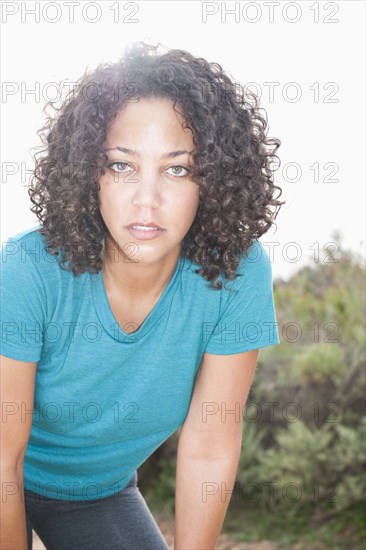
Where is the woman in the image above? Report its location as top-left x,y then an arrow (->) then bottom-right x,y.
1,42 -> 284,550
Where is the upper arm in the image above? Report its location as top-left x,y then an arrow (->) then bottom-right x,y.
204,240 -> 280,355
1,236 -> 46,362
1,354 -> 37,469
178,349 -> 259,459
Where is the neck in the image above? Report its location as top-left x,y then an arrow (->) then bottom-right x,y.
101,235 -> 181,302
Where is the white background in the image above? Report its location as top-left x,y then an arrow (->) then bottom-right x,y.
1,0 -> 365,281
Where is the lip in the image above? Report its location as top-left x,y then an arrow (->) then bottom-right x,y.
126,225 -> 166,241
126,222 -> 164,229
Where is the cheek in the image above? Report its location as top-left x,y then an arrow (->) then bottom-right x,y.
98,180 -> 122,212
174,190 -> 200,226
98,186 -> 117,225
184,186 -> 200,213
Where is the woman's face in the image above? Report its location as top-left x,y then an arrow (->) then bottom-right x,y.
98,97 -> 200,266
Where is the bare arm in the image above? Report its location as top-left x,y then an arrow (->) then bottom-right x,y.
1,354 -> 37,550
174,349 -> 259,549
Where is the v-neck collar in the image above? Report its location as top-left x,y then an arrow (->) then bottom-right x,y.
90,256 -> 185,343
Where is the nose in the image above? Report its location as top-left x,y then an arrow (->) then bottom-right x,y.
131,169 -> 161,208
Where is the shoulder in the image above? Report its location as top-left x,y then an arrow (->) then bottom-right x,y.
179,240 -> 272,301
1,225 -> 58,270
221,240 -> 273,298
2,224 -> 46,260
237,240 -> 272,277
1,225 -> 63,294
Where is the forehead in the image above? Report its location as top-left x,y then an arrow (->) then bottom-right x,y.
105,97 -> 193,146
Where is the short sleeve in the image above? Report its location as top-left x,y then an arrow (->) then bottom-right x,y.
204,240 -> 280,355
0,237 -> 46,362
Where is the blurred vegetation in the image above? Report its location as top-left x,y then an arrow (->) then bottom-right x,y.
139,232 -> 366,549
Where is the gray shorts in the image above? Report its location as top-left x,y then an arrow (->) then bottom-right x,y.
25,471 -> 170,550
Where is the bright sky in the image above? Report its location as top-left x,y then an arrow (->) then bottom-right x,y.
1,0 -> 365,281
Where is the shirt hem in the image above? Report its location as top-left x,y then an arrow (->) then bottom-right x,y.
205,337 -> 281,355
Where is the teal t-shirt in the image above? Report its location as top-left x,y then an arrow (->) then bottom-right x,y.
1,226 -> 280,501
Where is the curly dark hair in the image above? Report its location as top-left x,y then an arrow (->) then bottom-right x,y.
28,41 -> 284,290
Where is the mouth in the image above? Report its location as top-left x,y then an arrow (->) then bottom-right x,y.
126,222 -> 164,230
126,223 -> 166,240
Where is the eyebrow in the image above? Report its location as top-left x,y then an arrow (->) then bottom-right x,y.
104,146 -> 193,159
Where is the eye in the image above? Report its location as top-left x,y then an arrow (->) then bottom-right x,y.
107,162 -> 132,173
166,165 -> 191,178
